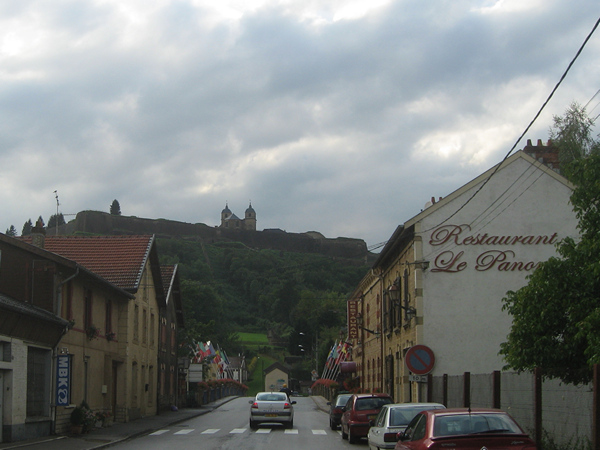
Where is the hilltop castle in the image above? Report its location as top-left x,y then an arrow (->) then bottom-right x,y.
220,202 -> 257,231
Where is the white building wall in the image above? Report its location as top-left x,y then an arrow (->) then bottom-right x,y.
414,154 -> 577,375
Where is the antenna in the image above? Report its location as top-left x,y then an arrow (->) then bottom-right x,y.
54,190 -> 59,236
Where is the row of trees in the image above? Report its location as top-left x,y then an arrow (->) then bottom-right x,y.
4,199 -> 121,237
500,102 -> 600,385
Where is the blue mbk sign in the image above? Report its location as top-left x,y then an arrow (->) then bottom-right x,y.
56,354 -> 70,406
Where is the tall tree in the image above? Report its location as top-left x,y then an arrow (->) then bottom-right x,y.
549,101 -> 600,168
5,225 -> 17,237
22,219 -> 33,236
500,107 -> 600,385
48,213 -> 66,228
110,199 -> 121,215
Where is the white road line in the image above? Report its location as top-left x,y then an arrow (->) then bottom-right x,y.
149,430 -> 169,436
255,428 -> 271,434
201,429 -> 220,434
230,428 -> 247,434
174,429 -> 194,435
284,429 -> 299,434
312,429 -> 327,435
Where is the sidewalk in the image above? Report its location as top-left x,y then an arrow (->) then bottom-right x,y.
0,396 -> 331,450
0,396 -> 238,450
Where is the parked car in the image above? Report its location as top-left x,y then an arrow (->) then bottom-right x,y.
328,393 -> 353,430
368,403 -> 446,450
395,408 -> 537,449
249,392 -> 296,429
341,393 -> 393,444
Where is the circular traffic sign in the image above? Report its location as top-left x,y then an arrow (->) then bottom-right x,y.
405,345 -> 435,375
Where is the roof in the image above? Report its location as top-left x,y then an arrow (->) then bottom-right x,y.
0,293 -> 69,327
22,235 -> 154,291
161,264 -> 184,328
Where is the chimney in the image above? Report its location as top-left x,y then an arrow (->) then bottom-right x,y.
31,220 -> 46,249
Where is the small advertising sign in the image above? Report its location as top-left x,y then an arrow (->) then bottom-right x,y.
56,354 -> 71,406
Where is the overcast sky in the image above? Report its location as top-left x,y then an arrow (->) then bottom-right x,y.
1,0 -> 599,250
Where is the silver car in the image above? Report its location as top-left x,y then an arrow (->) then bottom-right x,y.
367,402 -> 445,449
249,392 -> 296,429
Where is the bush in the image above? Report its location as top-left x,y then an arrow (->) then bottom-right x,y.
70,407 -> 86,426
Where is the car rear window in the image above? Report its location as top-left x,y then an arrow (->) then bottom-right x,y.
257,393 -> 287,402
355,397 -> 392,411
336,395 -> 351,406
433,413 -> 521,436
389,406 -> 444,426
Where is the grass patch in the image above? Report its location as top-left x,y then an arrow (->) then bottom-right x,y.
246,354 -> 277,397
239,332 -> 270,345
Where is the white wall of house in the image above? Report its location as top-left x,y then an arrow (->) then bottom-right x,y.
413,153 -> 578,375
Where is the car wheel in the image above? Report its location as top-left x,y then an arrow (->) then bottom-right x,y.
249,420 -> 258,430
287,419 -> 293,429
348,430 -> 358,444
341,424 -> 348,440
330,419 -> 337,430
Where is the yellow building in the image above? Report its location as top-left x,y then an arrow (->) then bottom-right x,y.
27,234 -> 167,429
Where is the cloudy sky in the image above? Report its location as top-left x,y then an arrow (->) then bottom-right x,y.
1,0 -> 599,249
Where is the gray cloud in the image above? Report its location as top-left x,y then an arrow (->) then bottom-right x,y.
1,0 -> 599,246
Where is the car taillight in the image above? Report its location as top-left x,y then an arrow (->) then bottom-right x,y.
251,402 -> 258,409
333,408 -> 343,414
284,403 -> 291,409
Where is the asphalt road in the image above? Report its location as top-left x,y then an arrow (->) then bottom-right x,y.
112,396 -> 368,450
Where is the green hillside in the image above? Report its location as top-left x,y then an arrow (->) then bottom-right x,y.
157,237 -> 369,376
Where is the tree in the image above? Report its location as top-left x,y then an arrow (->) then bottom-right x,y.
549,101 -> 600,168
5,225 -> 17,237
22,219 -> 33,236
37,216 -> 45,227
500,107 -> 600,385
110,199 -> 121,215
48,213 -> 66,228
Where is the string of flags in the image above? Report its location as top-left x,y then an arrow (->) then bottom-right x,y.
321,340 -> 352,380
191,340 -> 231,374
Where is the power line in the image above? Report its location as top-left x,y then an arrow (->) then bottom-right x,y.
420,14 -> 600,234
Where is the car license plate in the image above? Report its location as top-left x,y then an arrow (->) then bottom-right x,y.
266,413 -> 277,417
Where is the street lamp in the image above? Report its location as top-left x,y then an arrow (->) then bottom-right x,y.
300,331 -> 319,373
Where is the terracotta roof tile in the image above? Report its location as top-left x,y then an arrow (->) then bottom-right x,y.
23,235 -> 154,291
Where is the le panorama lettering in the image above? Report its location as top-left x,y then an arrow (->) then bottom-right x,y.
428,225 -> 558,273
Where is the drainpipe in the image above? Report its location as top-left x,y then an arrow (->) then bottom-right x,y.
51,266 -> 80,435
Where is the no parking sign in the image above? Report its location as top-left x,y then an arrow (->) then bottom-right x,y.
405,345 -> 435,375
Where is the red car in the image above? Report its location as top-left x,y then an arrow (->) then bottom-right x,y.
395,408 -> 537,449
341,393 -> 393,444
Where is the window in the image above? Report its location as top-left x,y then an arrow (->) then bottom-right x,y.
134,305 -> 139,342
142,309 -> 147,344
27,347 -> 51,417
66,281 -> 73,320
150,313 -> 155,346
105,300 -> 112,334
84,288 -> 93,329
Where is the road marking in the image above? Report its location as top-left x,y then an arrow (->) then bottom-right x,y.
174,429 -> 194,435
230,428 -> 246,434
201,429 -> 220,434
284,429 -> 298,434
255,428 -> 271,434
149,430 -> 169,436
312,429 -> 327,435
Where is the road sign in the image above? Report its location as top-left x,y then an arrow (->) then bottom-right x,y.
405,345 -> 435,375
408,374 -> 428,383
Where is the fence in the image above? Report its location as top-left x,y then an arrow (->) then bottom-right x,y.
428,367 -> 597,449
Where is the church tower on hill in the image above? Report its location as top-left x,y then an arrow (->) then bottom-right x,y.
220,202 -> 257,231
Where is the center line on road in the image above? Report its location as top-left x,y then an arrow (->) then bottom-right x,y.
201,429 -> 220,434
230,428 -> 246,434
150,430 -> 169,436
312,429 -> 327,435
255,428 -> 271,434
174,429 -> 194,435
284,429 -> 298,434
